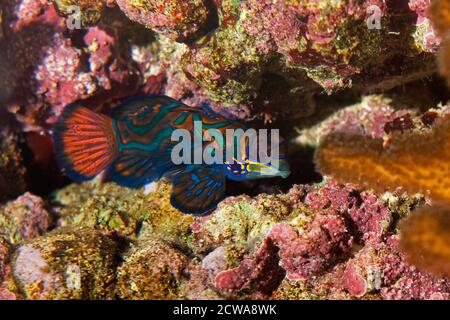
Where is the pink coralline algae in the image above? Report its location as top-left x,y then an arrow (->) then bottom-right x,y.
340,237 -> 450,300
207,178 -> 447,299
213,180 -> 395,296
1,0 -> 140,133
13,228 -> 118,299
305,180 -> 392,244
97,0 -> 439,120
215,237 -> 286,295
115,0 -> 211,43
32,24 -> 140,128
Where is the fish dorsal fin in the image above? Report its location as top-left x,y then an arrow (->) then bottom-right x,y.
169,166 -> 226,216
111,95 -> 185,120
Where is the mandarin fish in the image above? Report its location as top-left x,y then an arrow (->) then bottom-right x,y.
53,95 -> 290,215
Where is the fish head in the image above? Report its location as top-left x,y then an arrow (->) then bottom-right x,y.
224,132 -> 290,180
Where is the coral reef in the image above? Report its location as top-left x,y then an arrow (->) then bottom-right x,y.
51,0 -> 107,27
409,0 -> 441,52
0,0 -> 141,133
294,93 -> 450,168
0,173 -> 449,300
314,101 -> 450,281
1,0 -> 450,301
53,181 -> 194,244
115,0 -> 211,43
0,236 -> 11,282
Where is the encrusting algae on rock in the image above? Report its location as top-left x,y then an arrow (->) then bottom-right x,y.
12,228 -> 119,300
115,239 -> 189,300
51,0 -> 107,27
53,180 -> 195,245
0,134 -> 27,201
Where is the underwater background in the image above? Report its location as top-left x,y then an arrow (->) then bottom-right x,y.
1,0 -> 450,300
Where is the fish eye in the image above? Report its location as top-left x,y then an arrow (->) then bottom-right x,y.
225,162 -> 248,175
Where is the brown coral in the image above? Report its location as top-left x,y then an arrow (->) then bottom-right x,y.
429,0 -> 450,37
315,115 -> 450,203
429,0 -> 450,84
399,203 -> 450,277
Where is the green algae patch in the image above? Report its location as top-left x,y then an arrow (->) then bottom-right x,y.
53,181 -> 148,238
53,181 -> 195,246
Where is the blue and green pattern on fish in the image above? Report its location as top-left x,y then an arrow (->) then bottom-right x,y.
53,95 -> 290,215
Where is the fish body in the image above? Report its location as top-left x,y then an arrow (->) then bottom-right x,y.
54,95 -> 290,215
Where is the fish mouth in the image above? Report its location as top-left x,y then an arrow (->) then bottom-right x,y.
278,170 -> 291,179
275,160 -> 291,178
258,161 -> 290,178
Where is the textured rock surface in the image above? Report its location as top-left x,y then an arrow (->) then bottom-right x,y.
116,239 -> 189,299
12,228 -> 119,299
0,192 -> 53,244
0,134 -> 27,201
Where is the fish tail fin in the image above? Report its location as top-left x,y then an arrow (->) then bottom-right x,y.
53,103 -> 118,181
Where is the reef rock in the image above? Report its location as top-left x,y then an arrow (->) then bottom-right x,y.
13,228 -> 119,299
0,193 -> 53,245
115,239 -> 189,300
